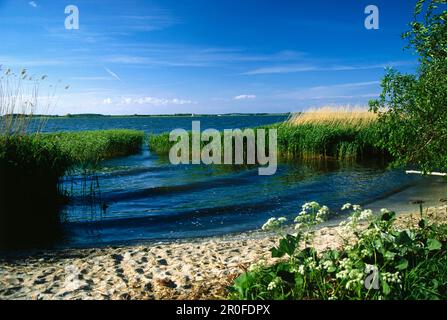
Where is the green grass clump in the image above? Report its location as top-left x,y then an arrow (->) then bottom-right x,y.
0,135 -> 71,247
44,129 -> 145,169
0,129 -> 144,248
230,203 -> 447,300
148,122 -> 385,161
275,122 -> 384,159
149,132 -> 172,155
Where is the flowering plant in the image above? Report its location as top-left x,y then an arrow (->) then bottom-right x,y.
230,203 -> 447,300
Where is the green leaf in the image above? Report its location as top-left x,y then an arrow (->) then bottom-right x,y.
396,258 -> 409,270
396,230 -> 412,246
427,238 -> 442,251
381,280 -> 391,296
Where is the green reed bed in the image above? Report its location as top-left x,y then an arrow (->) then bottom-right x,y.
0,129 -> 144,248
275,122 -> 384,160
148,122 -> 386,161
44,129 -> 145,170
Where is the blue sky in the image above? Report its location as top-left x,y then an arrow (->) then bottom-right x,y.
0,0 -> 419,115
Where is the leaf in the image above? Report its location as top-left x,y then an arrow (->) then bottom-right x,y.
418,219 -> 427,229
381,280 -> 391,296
396,230 -> 412,246
381,211 -> 396,222
270,235 -> 298,258
396,258 -> 409,270
427,238 -> 442,251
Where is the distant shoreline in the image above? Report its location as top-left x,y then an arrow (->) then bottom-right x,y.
1,113 -> 291,119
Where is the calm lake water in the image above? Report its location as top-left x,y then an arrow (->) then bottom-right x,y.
36,115 -> 441,248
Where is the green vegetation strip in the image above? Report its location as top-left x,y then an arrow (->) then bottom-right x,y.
149,122 -> 385,160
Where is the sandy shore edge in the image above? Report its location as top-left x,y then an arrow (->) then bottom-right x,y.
1,205 -> 446,300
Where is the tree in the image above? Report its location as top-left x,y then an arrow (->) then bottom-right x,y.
369,0 -> 447,173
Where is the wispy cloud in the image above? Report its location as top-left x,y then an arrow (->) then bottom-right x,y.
28,1 -> 38,8
234,94 -> 256,100
120,96 -> 197,106
104,67 -> 121,80
277,80 -> 381,101
243,61 -> 415,75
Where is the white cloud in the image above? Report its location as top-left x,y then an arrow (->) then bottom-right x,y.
28,1 -> 37,8
103,98 -> 113,105
234,94 -> 256,100
120,96 -> 196,106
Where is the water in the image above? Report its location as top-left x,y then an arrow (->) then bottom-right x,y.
36,115 -> 443,248
37,115 -> 288,134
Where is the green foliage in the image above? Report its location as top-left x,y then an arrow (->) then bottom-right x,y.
276,123 -> 383,160
44,129 -> 145,170
230,203 -> 447,300
148,123 -> 385,161
0,130 -> 144,247
370,0 -> 447,173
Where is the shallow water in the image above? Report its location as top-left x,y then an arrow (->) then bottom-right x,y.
33,115 -> 446,248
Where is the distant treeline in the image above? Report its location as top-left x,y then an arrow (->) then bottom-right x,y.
1,113 -> 290,119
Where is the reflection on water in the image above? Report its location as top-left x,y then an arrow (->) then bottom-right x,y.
58,146 -> 436,248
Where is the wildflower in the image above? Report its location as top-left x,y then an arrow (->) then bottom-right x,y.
267,277 -> 282,291
353,204 -> 362,211
294,223 -> 303,230
322,260 -> 335,272
382,272 -> 401,284
359,209 -> 373,220
298,265 -> 305,275
248,259 -> 265,272
341,203 -> 352,210
302,201 -> 320,211
380,208 -> 390,214
262,217 -> 286,231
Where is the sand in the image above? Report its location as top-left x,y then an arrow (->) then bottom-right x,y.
1,205 -> 446,300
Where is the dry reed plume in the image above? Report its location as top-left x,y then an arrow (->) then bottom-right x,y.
287,106 -> 378,127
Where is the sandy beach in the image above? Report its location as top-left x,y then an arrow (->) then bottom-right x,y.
1,204 -> 446,300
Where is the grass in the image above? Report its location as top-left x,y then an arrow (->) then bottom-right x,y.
44,129 -> 145,170
149,107 -> 386,160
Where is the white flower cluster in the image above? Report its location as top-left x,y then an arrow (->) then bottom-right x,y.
335,258 -> 363,290
294,202 -> 330,230
267,277 -> 283,291
291,264 -> 306,275
248,259 -> 266,272
339,204 -> 375,230
262,217 -> 287,231
381,271 -> 401,284
321,260 -> 335,272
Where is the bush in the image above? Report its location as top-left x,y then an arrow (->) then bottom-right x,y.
369,0 -> 447,173
230,203 -> 447,300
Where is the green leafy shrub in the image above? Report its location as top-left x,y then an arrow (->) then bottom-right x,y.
230,203 -> 447,300
369,0 -> 447,173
